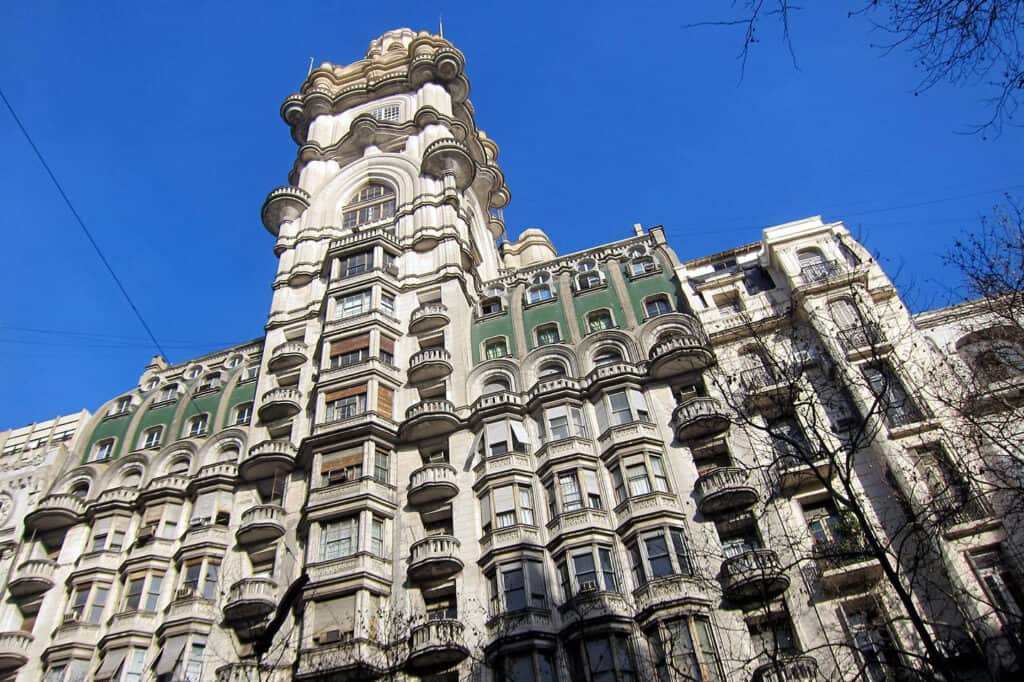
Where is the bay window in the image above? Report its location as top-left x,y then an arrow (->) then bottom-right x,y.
324,385 -> 367,422
329,334 -> 370,369
155,634 -> 207,682
90,516 -> 128,552
481,483 -> 536,532
180,557 -> 220,600
596,388 -> 650,430
629,527 -> 694,585
122,570 -> 165,612
569,634 -> 637,682
647,616 -> 724,682
337,250 -> 370,279
547,469 -> 602,516
542,404 -> 588,442
494,650 -> 558,682
488,558 -> 548,614
335,289 -> 372,319
474,419 -> 530,458
67,581 -> 110,624
558,544 -> 618,597
321,516 -> 359,561
610,453 -> 670,504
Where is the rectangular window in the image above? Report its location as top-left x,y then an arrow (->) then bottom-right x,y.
381,293 -> 396,317
338,251 -> 370,279
559,473 -> 583,512
584,469 -> 602,508
336,290 -> 372,319
627,463 -> 652,496
371,517 -> 385,557
650,456 -> 670,493
863,363 -> 923,427
324,386 -> 368,422
373,450 -> 390,483
321,517 -> 359,561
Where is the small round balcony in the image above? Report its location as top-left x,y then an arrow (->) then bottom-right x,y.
8,559 -> 57,599
240,439 -> 297,482
648,332 -> 714,378
224,577 -> 278,624
408,348 -> 453,385
407,619 -> 468,674
400,400 -> 460,441
236,504 -> 286,545
267,341 -> 308,373
0,632 -> 32,673
261,185 -> 310,236
752,655 -> 819,682
721,549 -> 789,603
672,397 -> 730,442
408,535 -> 463,583
694,467 -> 758,516
408,463 -> 459,507
258,388 -> 302,422
24,493 -> 86,533
410,303 -> 450,335
421,138 -> 476,190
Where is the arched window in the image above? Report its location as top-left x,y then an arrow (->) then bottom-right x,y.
594,348 -> 623,367
91,439 -> 115,463
527,273 -> 553,304
587,310 -> 614,333
481,286 -> 505,316
483,375 -> 512,394
234,402 -> 253,425
535,324 -> 561,346
629,255 -> 658,277
69,481 -> 90,497
539,362 -> 567,378
485,338 -> 509,360
168,457 -> 191,475
186,414 -> 209,438
575,260 -> 603,291
141,426 -> 163,450
343,183 -> 397,229
644,295 -> 672,318
797,248 -> 832,282
121,468 -> 143,488
218,446 -> 240,463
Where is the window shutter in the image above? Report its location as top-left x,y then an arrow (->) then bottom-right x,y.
330,334 -> 370,357
380,336 -> 395,354
192,493 -> 215,520
315,594 -> 357,633
377,386 -> 394,418
325,384 -> 367,403
595,401 -> 609,433
494,485 -> 515,513
509,421 -> 529,445
155,636 -> 188,675
321,448 -> 363,474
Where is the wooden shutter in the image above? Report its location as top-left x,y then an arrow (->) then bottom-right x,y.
324,384 -> 367,403
321,448 -> 363,474
377,386 -> 394,418
380,336 -> 395,354
330,334 -> 370,357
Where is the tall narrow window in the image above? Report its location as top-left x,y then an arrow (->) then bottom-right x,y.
485,338 -> 509,360
186,414 -> 208,437
321,517 -> 359,561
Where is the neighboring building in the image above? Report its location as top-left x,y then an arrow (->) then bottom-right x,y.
0,27 -> 1021,682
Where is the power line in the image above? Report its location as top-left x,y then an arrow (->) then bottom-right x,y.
0,86 -> 171,363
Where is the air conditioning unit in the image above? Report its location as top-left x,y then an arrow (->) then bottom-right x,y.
176,587 -> 198,600
579,581 -> 599,593
190,517 -> 210,528
136,526 -> 156,543
62,611 -> 82,624
315,629 -> 341,645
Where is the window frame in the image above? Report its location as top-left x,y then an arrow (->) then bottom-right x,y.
586,309 -> 614,332
628,527 -> 694,585
488,557 -> 548,615
480,483 -> 536,533
558,543 -> 619,598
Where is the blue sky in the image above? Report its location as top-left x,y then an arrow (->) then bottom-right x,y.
1,2 -> 1021,429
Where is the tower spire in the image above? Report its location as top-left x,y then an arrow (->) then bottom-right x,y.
439,14 -> 444,38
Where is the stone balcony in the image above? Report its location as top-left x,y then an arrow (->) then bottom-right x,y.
752,655 -> 820,682
106,610 -> 160,638
236,504 -> 286,545
596,421 -> 661,457
408,348 -> 453,385
672,397 -> 730,442
224,577 -> 278,624
407,464 -> 459,507
535,436 -> 597,473
721,549 -> 790,603
777,456 -> 832,494
8,558 -> 57,599
295,640 -> 387,681
268,341 -> 308,373
633,575 -> 716,621
614,492 -> 684,531
546,507 -> 613,541
480,524 -> 543,560
408,535 -> 463,583
141,473 -> 190,500
400,400 -> 460,440
648,330 -> 714,378
585,362 -> 646,390
261,185 -> 310,236
812,536 -> 883,595
24,493 -> 85,532
0,632 -> 32,674
469,391 -> 526,421
258,387 -> 303,422
694,467 -> 758,516
409,303 -> 450,335
240,439 -> 297,482
527,376 -> 584,406
558,590 -> 632,628
407,619 -> 468,674
739,367 -> 795,409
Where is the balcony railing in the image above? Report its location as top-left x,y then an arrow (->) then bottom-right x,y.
837,322 -> 885,351
672,397 -> 730,442
408,463 -> 459,506
694,467 -> 758,515
798,259 -> 844,285
408,619 -> 468,672
409,535 -> 463,582
812,534 -> 874,570
721,549 -> 789,602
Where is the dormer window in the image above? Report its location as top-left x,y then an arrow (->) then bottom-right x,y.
527,273 -> 553,304
343,183 -> 396,230
159,384 -> 179,403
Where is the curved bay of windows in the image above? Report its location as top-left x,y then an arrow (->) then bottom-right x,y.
546,468 -> 603,518
487,557 -> 548,616
480,483 -> 536,533
493,650 -> 558,682
569,634 -> 637,682
558,544 -> 619,599
628,527 -> 695,586
475,419 -> 530,458
647,615 -> 725,682
610,453 -> 670,504
596,389 -> 650,432
342,183 -> 396,230
541,404 -> 588,443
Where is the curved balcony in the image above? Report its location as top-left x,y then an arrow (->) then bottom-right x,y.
240,439 -> 297,482
672,397 -> 730,442
407,619 -> 468,674
400,400 -> 459,441
224,577 -> 278,624
721,549 -> 789,603
752,655 -> 819,682
408,348 -> 453,385
421,138 -> 476,190
408,535 -> 463,583
24,493 -> 85,533
408,464 -> 459,507
258,388 -> 302,422
648,332 -> 714,378
410,303 -> 450,335
236,504 -> 286,545
8,559 -> 57,599
694,467 -> 758,516
267,341 -> 308,373
0,632 -> 32,673
261,185 -> 310,236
